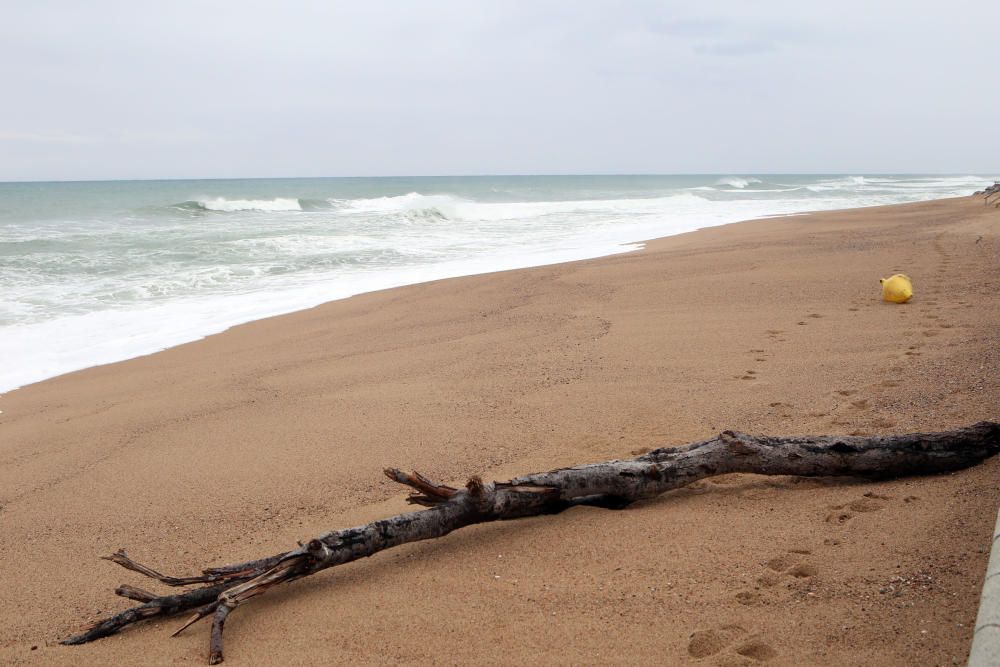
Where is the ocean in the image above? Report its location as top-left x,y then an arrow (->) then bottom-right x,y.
0,174 -> 989,393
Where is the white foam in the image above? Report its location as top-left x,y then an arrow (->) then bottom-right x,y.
198,197 -> 302,212
715,176 -> 761,188
0,192 -> 740,392
340,191 -> 715,223
0,241 -> 645,392
1,175 -> 990,393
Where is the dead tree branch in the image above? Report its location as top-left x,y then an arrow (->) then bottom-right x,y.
62,421 -> 999,663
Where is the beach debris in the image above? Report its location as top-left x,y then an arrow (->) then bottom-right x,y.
62,422 -> 1000,664
880,274 -> 913,303
974,181 -> 1000,206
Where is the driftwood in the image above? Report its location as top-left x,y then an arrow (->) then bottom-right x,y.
63,422 -> 999,663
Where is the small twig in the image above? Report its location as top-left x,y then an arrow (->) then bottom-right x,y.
171,601 -> 220,637
208,603 -> 234,665
114,584 -> 158,603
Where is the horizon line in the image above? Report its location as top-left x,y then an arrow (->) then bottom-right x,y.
1,171 -> 995,186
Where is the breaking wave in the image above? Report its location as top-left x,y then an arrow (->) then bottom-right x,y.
4,173 -> 991,393
715,176 -> 762,188
336,191 -> 712,223
168,191 -> 721,222
174,197 -> 305,212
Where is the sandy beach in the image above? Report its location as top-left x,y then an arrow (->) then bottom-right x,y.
1,195 -> 998,665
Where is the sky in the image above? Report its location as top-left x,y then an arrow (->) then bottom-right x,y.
1,1 -> 998,181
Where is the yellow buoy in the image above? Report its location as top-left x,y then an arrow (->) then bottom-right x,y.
880,274 -> 913,303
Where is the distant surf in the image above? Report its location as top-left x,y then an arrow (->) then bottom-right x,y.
174,197 -> 306,212
0,174 -> 989,392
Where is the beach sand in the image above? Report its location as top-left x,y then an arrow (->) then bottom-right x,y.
1,196 -> 998,665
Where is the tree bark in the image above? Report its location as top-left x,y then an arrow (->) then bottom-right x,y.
62,421 -> 1000,663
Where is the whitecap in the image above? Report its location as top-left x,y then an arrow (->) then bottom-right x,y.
197,197 -> 303,212
714,176 -> 762,189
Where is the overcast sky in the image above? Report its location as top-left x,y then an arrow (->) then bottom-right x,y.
2,1 -> 997,181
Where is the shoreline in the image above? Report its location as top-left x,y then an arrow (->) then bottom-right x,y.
0,194 -> 974,396
1,195 -> 998,665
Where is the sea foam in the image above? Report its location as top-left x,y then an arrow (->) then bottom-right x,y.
0,174 -> 990,393
189,197 -> 304,212
715,176 -> 762,188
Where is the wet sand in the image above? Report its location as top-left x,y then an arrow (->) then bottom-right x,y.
1,196 -> 998,665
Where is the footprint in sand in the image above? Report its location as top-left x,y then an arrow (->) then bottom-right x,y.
825,492 -> 889,524
754,550 -> 819,589
833,389 -> 869,410
734,590 -> 762,606
735,638 -> 779,662
764,552 -> 818,579
826,509 -> 853,525
740,354 -> 768,379
688,625 -> 746,658
688,625 -> 777,662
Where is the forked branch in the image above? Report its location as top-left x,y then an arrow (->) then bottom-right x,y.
63,422 -> 999,663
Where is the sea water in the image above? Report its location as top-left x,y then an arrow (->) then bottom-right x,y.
0,174 -> 989,392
